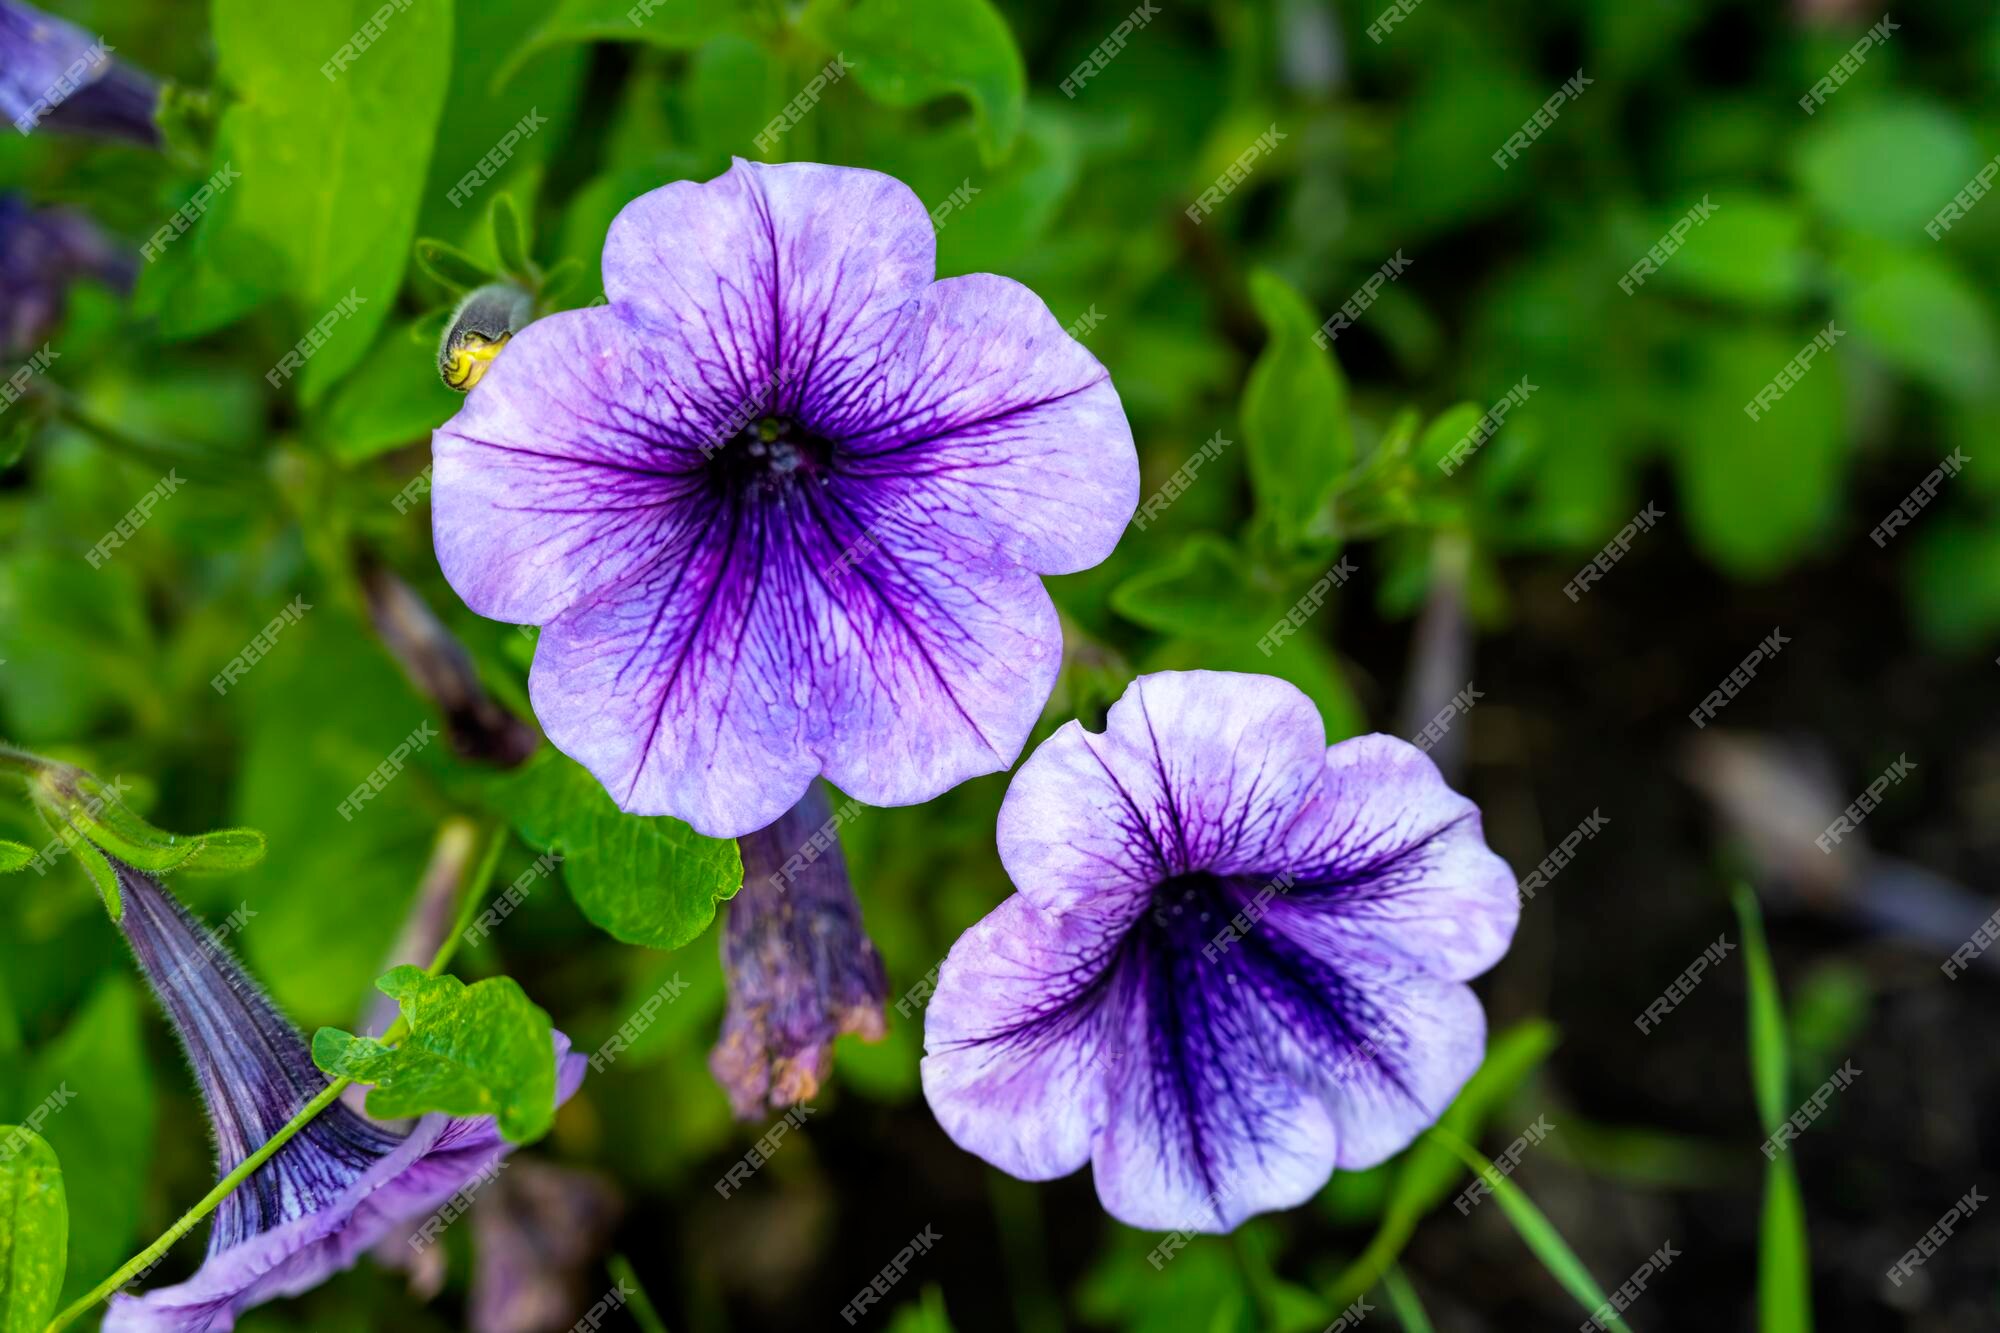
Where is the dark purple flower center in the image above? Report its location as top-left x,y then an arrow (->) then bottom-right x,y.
709,415 -> 837,498
1147,870 -> 1233,942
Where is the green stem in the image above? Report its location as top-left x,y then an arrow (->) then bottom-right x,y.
42,823 -> 507,1332
44,1076 -> 356,1331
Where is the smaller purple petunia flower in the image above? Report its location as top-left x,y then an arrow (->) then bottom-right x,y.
99,861 -> 584,1332
920,671 -> 1519,1232
431,158 -> 1138,838
0,0 -> 160,145
710,783 -> 887,1118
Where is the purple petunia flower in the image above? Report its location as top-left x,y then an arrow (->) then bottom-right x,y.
100,861 -> 584,1332
920,671 -> 1519,1232
0,0 -> 160,145
431,159 -> 1137,838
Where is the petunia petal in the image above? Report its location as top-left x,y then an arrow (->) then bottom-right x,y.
995,671 -> 1332,919
530,486 -> 1060,838
431,308 -> 727,626
1275,734 -> 1520,980
830,272 -> 1138,576
602,158 -> 934,414
920,895 -> 1125,1183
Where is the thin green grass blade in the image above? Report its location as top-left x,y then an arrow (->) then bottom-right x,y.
1380,1264 -> 1434,1333
1733,884 -> 1813,1333
1428,1126 -> 1634,1333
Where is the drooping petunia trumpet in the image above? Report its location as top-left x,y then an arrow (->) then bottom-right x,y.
100,860 -> 583,1331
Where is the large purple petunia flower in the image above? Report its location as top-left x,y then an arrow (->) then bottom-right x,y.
100,861 -> 584,1332
920,671 -> 1519,1232
431,159 -> 1137,838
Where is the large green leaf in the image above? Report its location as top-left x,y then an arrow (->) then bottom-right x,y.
502,0 -> 749,85
1792,101 -> 1980,242
146,0 -> 455,401
314,967 -> 558,1143
491,750 -> 742,951
1836,248 -> 1998,401
801,0 -> 1027,162
22,980 -> 153,1303
418,0 -> 587,248
1242,269 -> 1353,541
0,1126 -> 65,1333
1671,326 -> 1846,579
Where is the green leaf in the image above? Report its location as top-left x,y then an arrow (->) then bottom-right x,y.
418,0 -> 585,247
0,1126 -> 65,1332
1242,269 -> 1352,541
1655,194 -> 1809,309
1670,326 -> 1846,579
800,0 -> 1027,162
22,980 -> 153,1303
414,238 -> 497,294
1836,248 -> 1999,400
1429,1126 -> 1635,1333
148,0 -> 455,400
492,196 -> 532,278
312,316 -> 463,463
885,1285 -> 958,1333
0,845 -> 31,874
1792,101 -> 1981,242
314,967 -> 558,1143
502,0 -> 748,85
489,750 -> 742,951
1734,885 -> 1814,1333
1111,535 -> 1282,639
1325,1022 -> 1556,1309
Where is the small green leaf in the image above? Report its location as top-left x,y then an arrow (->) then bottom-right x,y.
1111,536 -> 1282,640
0,1126 -> 67,1332
492,196 -> 533,279
801,0 -> 1027,162
489,751 -> 742,951
314,967 -> 557,1143
1429,1126 -> 1635,1333
43,819 -> 120,922
181,828 -> 269,875
0,845 -> 32,874
415,238 -> 498,294
1243,269 -> 1353,541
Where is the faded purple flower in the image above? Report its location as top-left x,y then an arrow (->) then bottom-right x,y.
0,0 -> 160,145
100,861 -> 584,1332
920,671 -> 1519,1232
0,192 -> 132,358
431,159 -> 1137,838
711,783 -> 887,1118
